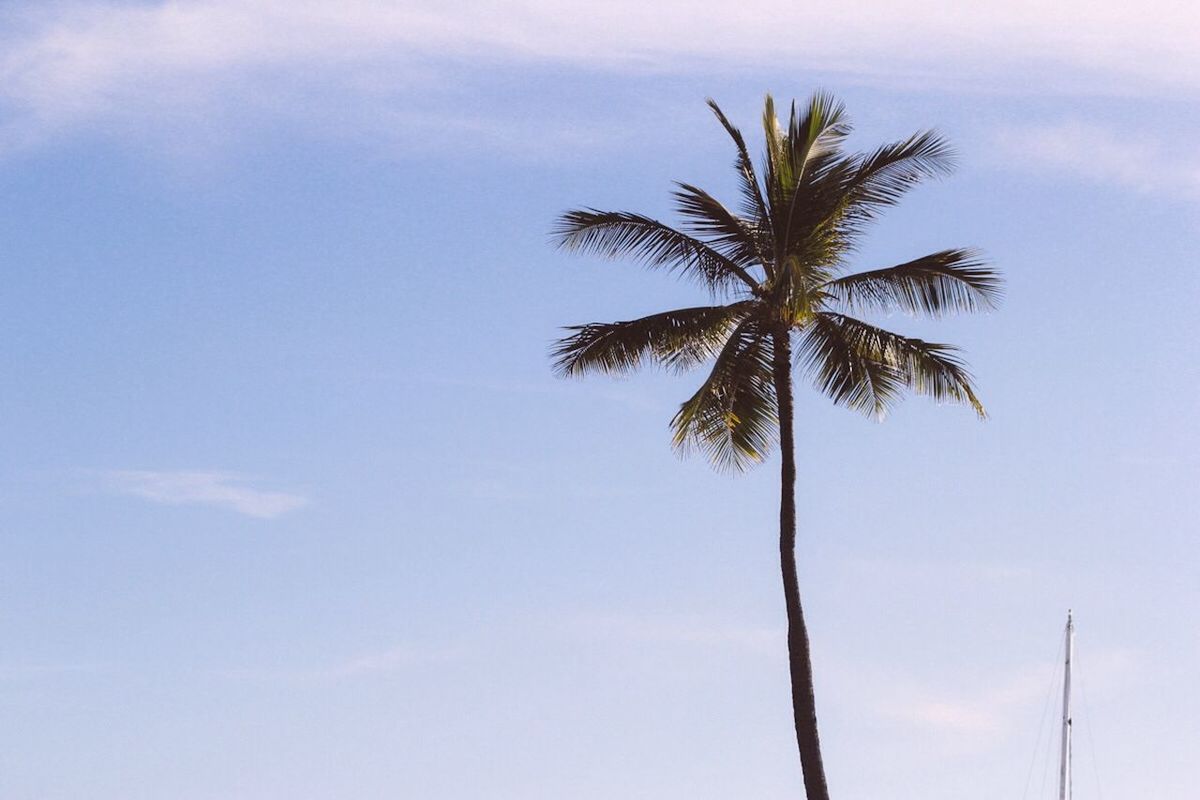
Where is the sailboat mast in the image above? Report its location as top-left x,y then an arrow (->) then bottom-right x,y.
1057,610 -> 1075,800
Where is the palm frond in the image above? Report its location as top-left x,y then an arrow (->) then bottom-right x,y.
762,92 -> 851,244
671,318 -> 777,471
797,313 -> 904,417
672,182 -> 765,276
821,249 -> 1002,317
777,106 -> 864,268
760,94 -> 797,219
786,91 -> 851,185
799,313 -> 986,418
846,130 -> 956,218
553,209 -> 756,294
778,130 -> 953,276
553,302 -> 754,377
775,153 -> 859,279
706,98 -> 771,229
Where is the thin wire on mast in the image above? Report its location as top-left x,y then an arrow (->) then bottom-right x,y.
1023,632 -> 1065,800
1076,643 -> 1106,800
1040,683 -> 1059,800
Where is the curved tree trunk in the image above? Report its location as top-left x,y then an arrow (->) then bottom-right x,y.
772,328 -> 830,800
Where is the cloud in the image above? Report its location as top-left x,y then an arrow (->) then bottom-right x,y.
320,644 -> 461,679
999,121 -> 1200,199
841,555 -> 1037,587
888,669 -> 1050,737
0,1 -> 1198,156
0,662 -> 109,680
217,643 -> 462,683
575,612 -> 782,655
102,469 -> 308,518
857,647 -> 1141,752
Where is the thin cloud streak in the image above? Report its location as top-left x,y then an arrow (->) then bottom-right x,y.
574,612 -> 783,656
998,121 -> 1200,200
0,1 -> 1197,155
838,647 -> 1142,753
217,643 -> 463,683
102,469 -> 309,519
0,662 -> 110,680
887,669 -> 1051,737
321,644 -> 462,679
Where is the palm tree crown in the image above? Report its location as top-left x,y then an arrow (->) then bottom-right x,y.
552,93 -> 1001,469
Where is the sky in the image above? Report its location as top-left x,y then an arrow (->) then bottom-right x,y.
0,2 -> 1197,798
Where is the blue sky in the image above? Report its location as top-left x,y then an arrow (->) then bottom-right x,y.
0,2 -> 1197,798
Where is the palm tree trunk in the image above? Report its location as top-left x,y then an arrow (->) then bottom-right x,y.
772,328 -> 830,800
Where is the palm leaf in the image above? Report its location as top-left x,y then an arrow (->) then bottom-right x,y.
799,313 -> 986,418
846,130 -> 956,219
672,182 -> 765,276
553,209 -> 756,293
797,313 -> 904,417
821,249 -> 1002,317
706,98 -> 771,229
776,152 -> 860,282
761,94 -> 787,203
786,91 -> 851,187
671,318 -> 777,470
780,131 -> 953,276
765,92 -> 852,255
553,303 -> 753,377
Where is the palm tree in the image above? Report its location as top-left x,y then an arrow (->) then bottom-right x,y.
550,93 -> 1001,800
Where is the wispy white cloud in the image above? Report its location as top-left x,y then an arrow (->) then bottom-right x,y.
849,647 -> 1141,752
841,555 -> 1037,586
574,612 -> 782,655
0,1 -> 1197,155
102,469 -> 308,518
998,121 -> 1200,199
319,643 -> 461,679
0,661 -> 109,680
218,642 -> 462,682
885,668 -> 1051,737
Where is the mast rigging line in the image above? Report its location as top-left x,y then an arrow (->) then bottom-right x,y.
1075,640 -> 1106,800
1022,627 -> 1065,800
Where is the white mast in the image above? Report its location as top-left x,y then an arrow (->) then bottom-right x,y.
1057,610 -> 1075,800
